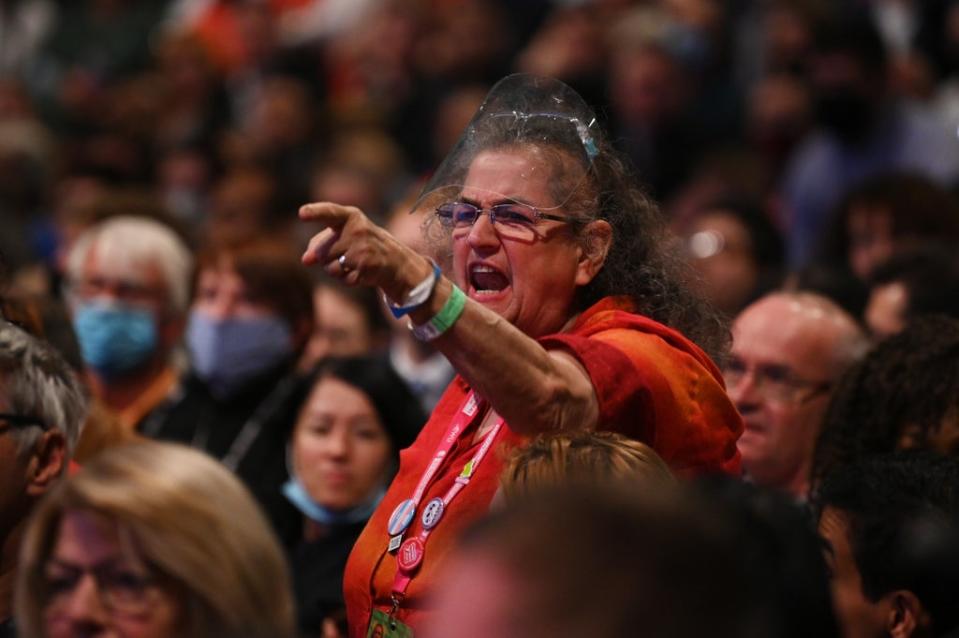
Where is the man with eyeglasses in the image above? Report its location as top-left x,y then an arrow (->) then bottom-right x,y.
0,320 -> 87,637
64,216 -> 191,457
725,292 -> 868,498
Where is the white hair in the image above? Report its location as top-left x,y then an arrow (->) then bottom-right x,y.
66,216 -> 193,315
0,321 -> 88,456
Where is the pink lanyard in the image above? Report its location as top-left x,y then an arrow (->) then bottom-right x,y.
386,390 -> 503,609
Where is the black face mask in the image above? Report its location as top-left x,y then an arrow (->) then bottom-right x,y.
814,89 -> 876,144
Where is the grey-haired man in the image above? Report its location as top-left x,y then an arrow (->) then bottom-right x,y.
0,320 -> 87,636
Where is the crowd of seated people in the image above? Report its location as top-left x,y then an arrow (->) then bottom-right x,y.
1,1 -> 959,637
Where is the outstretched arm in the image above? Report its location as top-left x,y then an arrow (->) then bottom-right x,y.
300,202 -> 599,435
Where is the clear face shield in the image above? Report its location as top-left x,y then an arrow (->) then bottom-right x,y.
415,74 -> 603,249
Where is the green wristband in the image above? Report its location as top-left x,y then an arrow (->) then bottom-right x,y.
410,284 -> 467,341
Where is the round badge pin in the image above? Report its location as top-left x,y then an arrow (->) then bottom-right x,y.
420,497 -> 445,530
387,499 -> 416,536
397,537 -> 425,573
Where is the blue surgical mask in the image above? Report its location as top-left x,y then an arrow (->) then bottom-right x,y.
73,301 -> 158,379
282,474 -> 385,526
186,311 -> 293,398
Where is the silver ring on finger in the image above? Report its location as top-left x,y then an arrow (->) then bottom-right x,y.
338,254 -> 351,272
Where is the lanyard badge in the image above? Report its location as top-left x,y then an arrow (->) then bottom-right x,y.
367,609 -> 414,638
383,390 -> 503,610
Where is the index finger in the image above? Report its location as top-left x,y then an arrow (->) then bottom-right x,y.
298,202 -> 356,227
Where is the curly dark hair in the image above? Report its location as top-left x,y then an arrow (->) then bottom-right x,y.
423,110 -> 729,361
811,316 -> 959,488
818,172 -> 959,273
578,139 -> 729,361
695,476 -> 839,638
814,452 -> 959,635
869,243 -> 959,324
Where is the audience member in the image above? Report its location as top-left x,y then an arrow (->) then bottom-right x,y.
695,477 -> 840,638
0,292 -> 125,469
813,316 -> 959,487
423,486 -> 747,638
299,276 -> 389,372
26,2 -> 167,131
682,196 -> 786,317
815,453 -> 959,638
64,216 -> 192,455
426,482 -> 835,638
745,71 -> 813,183
203,167 -> 283,249
144,239 -> 313,544
0,320 -> 86,637
5,5 -> 959,638
286,357 -> 424,638
820,172 -> 959,282
864,244 -> 959,339
725,292 -> 868,498
498,431 -> 674,505
15,441 -> 296,638
781,13 -> 959,268
330,74 -> 742,635
308,128 -> 410,225
607,6 -> 713,201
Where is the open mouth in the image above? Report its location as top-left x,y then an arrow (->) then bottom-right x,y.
468,263 -> 510,297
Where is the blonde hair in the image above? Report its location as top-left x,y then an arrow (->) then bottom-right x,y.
15,441 -> 295,638
500,432 -> 675,503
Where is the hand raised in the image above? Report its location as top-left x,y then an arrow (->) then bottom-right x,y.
299,202 -> 433,300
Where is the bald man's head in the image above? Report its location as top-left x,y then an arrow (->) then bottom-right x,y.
725,292 -> 868,497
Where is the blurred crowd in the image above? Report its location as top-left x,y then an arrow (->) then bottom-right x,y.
3,0 -> 959,324
1,0 -> 959,637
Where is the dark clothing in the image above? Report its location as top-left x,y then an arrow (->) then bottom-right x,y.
292,520 -> 367,637
142,366 -> 307,547
0,617 -> 15,638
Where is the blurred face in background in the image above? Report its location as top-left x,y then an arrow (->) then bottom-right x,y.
205,171 -> 275,249
818,508 -> 888,638
316,286 -> 375,357
300,285 -> 377,370
191,266 -> 280,322
69,242 -> 176,380
187,264 -> 296,396
686,210 -> 759,316
847,206 -> 895,281
610,46 -> 686,127
43,509 -> 182,638
292,376 -> 392,511
748,73 -> 811,169
864,281 -> 907,339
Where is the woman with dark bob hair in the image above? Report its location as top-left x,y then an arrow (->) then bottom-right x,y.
15,441 -> 295,638
285,357 -> 425,636
299,74 -> 743,635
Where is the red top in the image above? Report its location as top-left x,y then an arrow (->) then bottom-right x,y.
343,297 -> 743,635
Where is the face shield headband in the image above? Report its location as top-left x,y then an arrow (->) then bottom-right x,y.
413,74 -> 605,230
